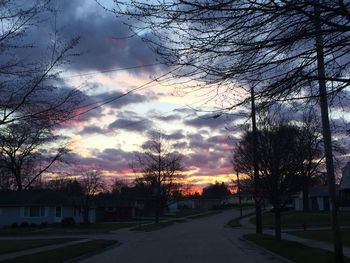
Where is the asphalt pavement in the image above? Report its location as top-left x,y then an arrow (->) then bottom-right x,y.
79,209 -> 285,263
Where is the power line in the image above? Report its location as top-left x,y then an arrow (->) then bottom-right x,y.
69,66 -> 182,120
65,63 -> 161,78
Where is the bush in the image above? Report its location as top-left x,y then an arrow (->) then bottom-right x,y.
61,217 -> 75,227
11,222 -> 18,228
20,221 -> 29,227
30,223 -> 38,227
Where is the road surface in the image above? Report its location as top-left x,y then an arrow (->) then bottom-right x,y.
79,209 -> 284,263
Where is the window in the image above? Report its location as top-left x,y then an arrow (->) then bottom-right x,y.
55,207 -> 62,217
24,207 -> 45,217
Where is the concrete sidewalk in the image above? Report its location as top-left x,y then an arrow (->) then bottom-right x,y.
238,212 -> 350,257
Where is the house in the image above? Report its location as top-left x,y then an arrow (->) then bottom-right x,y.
339,162 -> 350,210
95,194 -> 137,221
0,190 -> 96,226
228,192 -> 255,206
292,186 -> 332,211
175,197 -> 225,210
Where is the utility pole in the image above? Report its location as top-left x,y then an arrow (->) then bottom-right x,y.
236,169 -> 243,218
314,2 -> 343,261
251,86 -> 262,234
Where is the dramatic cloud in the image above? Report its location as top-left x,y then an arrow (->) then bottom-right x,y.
91,90 -> 158,109
185,113 -> 242,130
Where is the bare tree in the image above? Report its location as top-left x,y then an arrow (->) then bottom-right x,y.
295,111 -> 324,212
235,123 -> 302,240
0,118 -> 67,191
133,131 -> 183,223
79,168 -> 105,223
106,2 -> 350,258
0,0 -> 82,126
110,178 -> 129,194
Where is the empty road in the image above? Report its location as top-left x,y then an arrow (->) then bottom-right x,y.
79,209 -> 284,263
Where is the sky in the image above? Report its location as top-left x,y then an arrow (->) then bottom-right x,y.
16,0 -> 350,190
25,0 -> 246,190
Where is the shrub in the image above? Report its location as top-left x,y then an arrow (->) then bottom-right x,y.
20,221 -> 29,227
30,223 -> 38,227
61,217 -> 75,227
11,222 -> 18,228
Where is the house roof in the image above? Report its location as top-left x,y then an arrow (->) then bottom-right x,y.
0,190 -> 81,207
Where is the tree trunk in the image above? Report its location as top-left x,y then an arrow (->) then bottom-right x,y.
15,171 -> 22,191
237,170 -> 243,218
84,206 -> 89,224
251,87 -> 262,234
155,197 -> 160,224
302,180 -> 310,212
274,205 -> 282,240
314,3 -> 343,261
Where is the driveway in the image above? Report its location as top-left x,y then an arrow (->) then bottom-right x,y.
79,209 -> 285,263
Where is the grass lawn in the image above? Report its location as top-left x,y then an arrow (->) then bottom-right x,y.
2,239 -> 118,263
0,239 -> 76,254
0,222 -> 138,236
287,229 -> 350,247
244,234 -> 350,263
250,211 -> 350,228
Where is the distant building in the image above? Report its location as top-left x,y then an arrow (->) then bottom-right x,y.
0,190 -> 96,226
293,186 -> 331,211
339,162 -> 350,210
95,195 -> 137,221
228,192 -> 255,206
169,197 -> 226,211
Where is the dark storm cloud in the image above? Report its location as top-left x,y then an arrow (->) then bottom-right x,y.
66,148 -> 135,173
108,110 -> 154,133
108,118 -> 152,132
93,90 -> 158,109
79,125 -> 104,135
15,0 -> 161,75
168,130 -> 185,140
53,0 -> 161,72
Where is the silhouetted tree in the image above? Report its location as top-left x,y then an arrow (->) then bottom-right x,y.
133,131 -> 183,223
79,168 -> 105,223
0,119 -> 67,190
202,182 -> 231,199
0,0 -> 82,126
109,1 -> 348,258
235,123 -> 302,240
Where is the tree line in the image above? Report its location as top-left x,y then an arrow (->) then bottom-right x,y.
105,0 -> 350,260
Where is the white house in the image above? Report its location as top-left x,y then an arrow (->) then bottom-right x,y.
292,186 -> 331,211
0,190 -> 96,226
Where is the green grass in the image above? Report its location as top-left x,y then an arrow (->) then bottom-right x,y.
287,229 -> 350,247
250,211 -> 350,228
0,239 -> 75,254
0,222 -> 138,236
244,234 -> 350,263
2,239 -> 118,263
